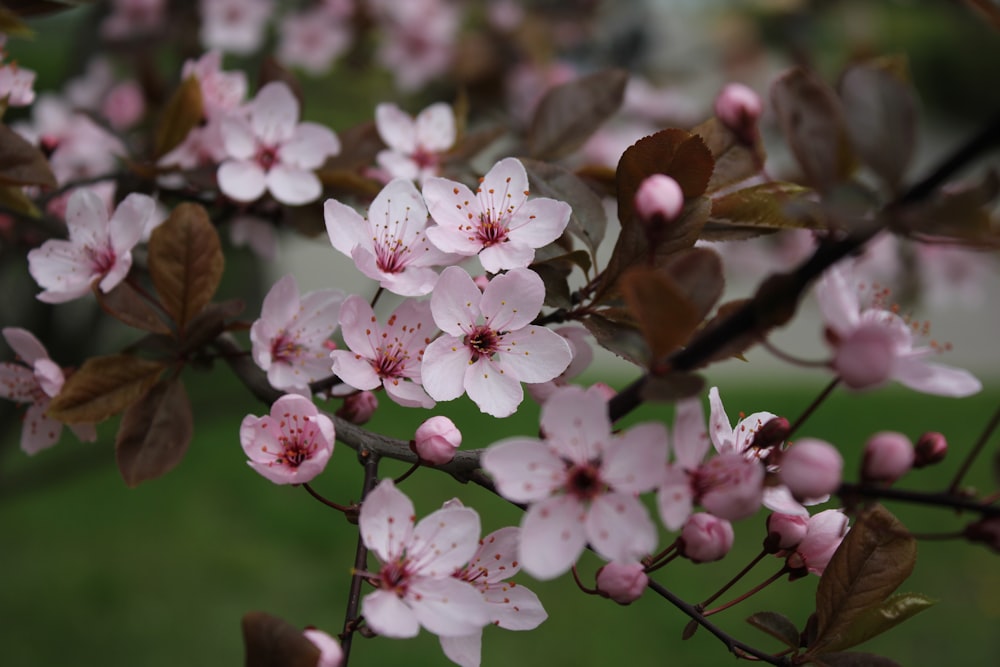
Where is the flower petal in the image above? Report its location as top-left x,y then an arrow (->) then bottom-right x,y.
602,422 -> 668,493
267,165 -> 322,205
586,492 -> 657,563
893,357 -> 982,398
481,438 -> 565,503
496,325 -> 572,384
324,198 -> 371,256
464,357 -> 523,418
480,267 -> 544,332
421,336 -> 470,402
408,577 -> 490,637
430,266 -> 481,336
2,327 -> 49,365
410,505 -> 482,576
375,103 -> 417,154
415,102 -> 455,152
439,633 -> 481,667
539,385 -> 611,462
520,494 -> 587,580
251,81 -> 299,145
363,589 -> 420,639
279,121 -> 339,170
360,479 -> 415,562
486,582 -> 547,630
218,159 -> 267,202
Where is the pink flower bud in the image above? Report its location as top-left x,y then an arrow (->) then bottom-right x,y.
595,561 -> 648,605
102,80 -> 146,130
303,628 -> 344,667
336,391 -> 378,425
414,416 -> 462,465
749,416 -> 790,452
914,431 -> 947,468
787,510 -> 849,576
862,431 -> 914,483
679,513 -> 734,563
765,512 -> 808,553
831,323 -> 896,390
634,174 -> 684,224
778,438 -> 843,499
713,83 -> 762,144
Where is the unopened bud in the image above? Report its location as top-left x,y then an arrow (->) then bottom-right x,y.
303,628 -> 344,667
778,438 -> 843,500
413,416 -> 462,465
862,431 -> 914,484
749,416 -> 790,452
914,431 -> 947,468
634,174 -> 684,225
714,83 -> 762,145
764,512 -> 808,553
336,391 -> 378,425
595,561 -> 648,605
679,513 -> 734,563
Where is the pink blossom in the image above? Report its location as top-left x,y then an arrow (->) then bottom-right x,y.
370,0 -> 459,91
421,267 -> 572,417
423,158 -> 572,273
778,438 -> 843,500
28,188 -> 155,303
101,0 -> 166,39
303,628 -> 343,667
325,179 -> 456,296
181,50 -> 247,118
240,394 -> 335,485
526,326 -> 594,404
330,295 -> 436,409
596,562 -> 648,605
862,431 -> 914,483
101,81 -> 146,130
634,174 -> 684,224
786,510 -> 849,576
359,479 -> 490,638
199,0 -> 273,55
277,7 -> 351,76
414,416 -> 461,464
914,431 -> 947,468
0,327 -> 97,455
375,102 -> 456,184
336,390 -> 378,425
441,523 -> 547,667
679,513 -> 734,563
766,513 -> 809,552
713,82 -> 762,144
481,385 -> 666,579
158,117 -> 229,176
0,40 -> 36,107
250,274 -> 344,395
816,263 -> 981,397
218,82 -> 339,206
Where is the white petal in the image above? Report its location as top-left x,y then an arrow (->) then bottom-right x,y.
479,158 -> 529,214
251,81 -> 299,145
520,495 -> 587,580
219,115 -> 256,160
539,386 -> 611,463
279,121 -> 339,169
815,262 -> 861,336
218,160 -> 267,202
108,193 -> 155,255
375,103 -> 417,153
439,633 -> 482,667
602,422 -> 668,494
464,357 -> 523,418
324,197 -> 371,256
21,400 -> 63,455
63,187 -> 110,246
586,493 -> 658,563
430,266 -> 480,336
707,386 -> 735,454
486,583 -> 547,630
506,197 -> 571,248
359,479 -> 415,562
410,505 -> 482,576
672,396 -> 710,469
363,589 -> 420,638
338,295 -> 379,359
408,577 -> 490,637
657,465 -> 694,531
480,267 -> 544,331
495,326 -> 571,384
468,526 -> 522,582
267,165 -> 322,205
480,438 -> 565,503
415,102 -> 456,151
330,351 -> 380,391
2,327 -> 49,365
893,358 -> 982,398
478,242 -> 535,274
384,378 -> 436,408
421,336 -> 470,402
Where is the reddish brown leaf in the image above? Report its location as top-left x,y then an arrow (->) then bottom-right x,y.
746,611 -> 801,649
95,281 -> 172,334
242,611 -> 321,667
153,75 -> 203,159
659,247 -> 724,320
528,69 -> 628,161
0,123 -> 57,188
522,158 -> 607,260
692,117 -> 766,194
619,266 -> 702,362
705,182 -> 815,241
115,378 -> 193,487
47,354 -> 166,424
148,202 -> 224,333
581,312 -> 649,367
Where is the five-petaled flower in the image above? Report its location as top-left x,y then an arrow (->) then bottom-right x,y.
481,385 -> 667,579
374,102 -> 456,184
331,295 -> 437,408
421,266 -> 572,418
358,479 -> 490,639
239,393 -> 335,485
27,188 -> 156,303
423,157 -> 571,273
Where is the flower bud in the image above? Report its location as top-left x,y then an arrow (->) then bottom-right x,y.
862,431 -> 914,484
778,438 -> 843,500
595,561 -> 648,605
786,510 -> 849,576
713,83 -> 762,145
679,513 -> 734,563
303,628 -> 344,667
102,81 -> 145,130
336,391 -> 378,425
765,512 -> 808,553
914,431 -> 947,468
831,323 -> 896,390
413,416 -> 462,465
748,416 -> 790,452
964,517 -> 1000,554
634,174 -> 684,225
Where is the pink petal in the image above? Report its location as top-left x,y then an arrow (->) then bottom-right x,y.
477,242 -> 535,274
707,386 -> 735,454
657,465 -> 694,531
63,187 -> 110,246
267,164 -> 322,205
815,263 -> 860,336
430,266 -> 481,336
409,505 -> 482,576
425,223 -> 484,257
28,241 -> 95,304
359,479 -> 415,562
671,396 -> 709,469
421,336 -> 470,402
68,422 -> 98,443
479,158 -> 529,213
408,577 -> 490,637
506,197 -> 571,247
0,363 -> 38,401
424,177 -> 482,235
219,115 -> 256,160
251,81 -> 299,146
338,295 -> 380,360
481,438 -> 565,503
295,289 -> 343,342
539,386 -> 611,463
415,102 -> 456,151
33,358 -> 64,397
383,378 -> 435,409
363,589 -> 420,638
330,351 -> 380,391
762,485 -> 809,517
893,358 -> 982,398
586,492 -> 657,563
2,327 -> 49,365
464,357 -> 523,418
376,149 -> 420,182
439,633 -> 481,667
108,193 -> 155,256
324,198 -> 371,256
520,495 -> 588,580
260,275 -> 302,336
486,583 -> 547,630
279,121 -> 339,169
496,326 -> 572,384
375,103 -> 417,153
21,400 -> 63,455
218,159 -> 267,202
602,422 -> 668,493
97,250 -> 132,294
377,264 -> 440,297
469,526 -> 522,583
480,267 -> 544,332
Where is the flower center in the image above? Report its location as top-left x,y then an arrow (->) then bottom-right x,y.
256,145 -> 279,171
86,244 -> 116,276
476,212 -> 509,247
271,333 -> 302,364
276,424 -> 316,469
464,325 -> 499,361
378,560 -> 411,595
566,462 -> 605,501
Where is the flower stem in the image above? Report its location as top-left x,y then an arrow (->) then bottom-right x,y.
340,449 -> 380,666
571,565 -> 598,595
393,461 -> 420,485
786,377 -> 840,439
703,565 -> 789,617
947,402 -> 1000,494
697,549 -> 767,611
302,483 -> 353,513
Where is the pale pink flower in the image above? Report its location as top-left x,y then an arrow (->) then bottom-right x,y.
158,117 -> 229,175
101,81 -> 145,130
359,479 -> 490,638
302,628 -> 343,667
250,274 -> 344,395
481,385 -> 666,579
277,7 -> 351,76
375,102 -> 455,184
766,513 -> 809,552
371,0 -> 459,91
441,523 -> 547,667
596,561 -> 648,605
181,50 -> 247,118
101,0 -> 166,39
786,510 -> 849,576
421,266 -> 572,417
218,82 -> 340,206
414,415 -> 461,464
199,0 -> 273,55
423,157 -> 572,273
816,263 -> 981,396
0,327 -> 97,455
0,48 -> 35,107
679,513 -> 734,563
331,295 -> 436,409
325,179 -> 455,296
240,394 -> 335,485
28,189 -> 155,303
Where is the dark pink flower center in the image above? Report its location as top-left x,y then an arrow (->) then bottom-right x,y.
256,145 -> 279,171
566,462 -> 605,501
276,416 -> 317,468
378,560 -> 412,595
86,244 -> 117,276
464,325 -> 499,361
476,212 -> 509,247
271,333 -> 302,364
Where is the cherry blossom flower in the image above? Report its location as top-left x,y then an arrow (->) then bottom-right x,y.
862,431 -> 914,483
441,523 -> 547,667
481,385 -> 666,579
181,50 -> 247,118
778,439 -> 843,499
240,394 -> 335,485
679,513 -> 734,563
277,7 -> 351,76
218,82 -> 340,206
358,479 -> 490,638
325,179 -> 456,296
714,82 -> 762,144
27,188 -> 156,303
0,36 -> 36,107
423,158 -> 572,273
250,274 -> 344,395
785,510 -> 849,576
0,327 -> 97,455
302,628 -> 343,667
596,561 -> 648,605
200,0 -> 273,55
336,390 -> 377,425
816,263 -> 981,397
330,295 -> 436,408
370,0 -> 459,91
374,102 -> 455,184
101,0 -> 166,40
421,266 -> 572,417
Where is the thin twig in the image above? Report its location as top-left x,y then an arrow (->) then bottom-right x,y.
339,449 -> 380,665
947,402 -> 1000,494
